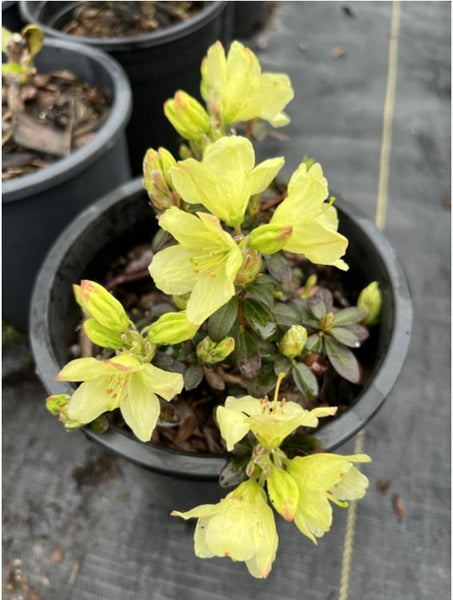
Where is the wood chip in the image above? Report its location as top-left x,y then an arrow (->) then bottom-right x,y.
331,45 -> 346,59
68,562 -> 80,586
376,479 -> 390,492
392,493 -> 405,521
49,544 -> 66,562
13,112 -> 70,157
343,5 -> 356,17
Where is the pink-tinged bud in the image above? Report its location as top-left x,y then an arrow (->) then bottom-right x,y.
248,223 -> 293,254
143,147 -> 181,211
266,465 -> 299,521
78,280 -> 130,333
235,245 -> 263,286
196,336 -> 235,365
164,90 -> 211,141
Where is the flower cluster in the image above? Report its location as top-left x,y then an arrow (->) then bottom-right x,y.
173,376 -> 371,577
47,40 -> 381,578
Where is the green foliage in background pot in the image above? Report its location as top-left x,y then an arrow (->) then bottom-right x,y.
47,40 -> 382,578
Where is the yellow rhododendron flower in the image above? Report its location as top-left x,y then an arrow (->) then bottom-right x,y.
148,206 -> 243,324
216,395 -> 337,451
249,162 -> 349,270
171,479 -> 278,578
201,40 -> 294,128
56,353 -> 183,442
169,135 -> 284,227
286,453 -> 371,544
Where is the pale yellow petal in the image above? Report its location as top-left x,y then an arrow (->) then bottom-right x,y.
216,405 -> 251,451
119,375 -> 160,442
148,244 -> 196,295
67,377 -> 115,423
140,363 -> 183,401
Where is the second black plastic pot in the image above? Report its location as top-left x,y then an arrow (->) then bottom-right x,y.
2,39 -> 132,331
20,0 -> 234,175
30,178 -> 412,510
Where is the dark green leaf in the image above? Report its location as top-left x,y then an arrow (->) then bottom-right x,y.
245,279 -> 276,308
242,298 -> 277,340
281,433 -> 326,457
183,364 -> 204,391
304,333 -> 323,354
324,336 -> 360,383
264,253 -> 292,283
332,306 -> 366,326
330,326 -> 363,348
291,297 -> 311,322
207,296 -> 238,342
292,362 -> 319,401
246,364 -> 277,397
272,302 -> 300,327
308,288 -> 333,319
235,328 -> 261,379
273,354 -> 293,376
219,455 -> 250,488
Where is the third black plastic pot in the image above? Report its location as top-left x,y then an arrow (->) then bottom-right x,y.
20,0 -> 234,175
3,38 -> 132,331
29,178 -> 412,510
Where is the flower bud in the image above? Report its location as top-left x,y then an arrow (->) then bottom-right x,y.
196,335 -> 235,365
46,395 -> 83,430
278,325 -> 308,359
234,244 -> 263,286
143,147 -> 181,211
164,90 -> 211,141
76,280 -> 130,333
266,465 -> 300,521
248,223 -> 293,254
357,281 -> 382,326
147,311 -> 199,345
46,394 -> 71,416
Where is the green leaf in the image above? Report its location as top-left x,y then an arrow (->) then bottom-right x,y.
183,363 -> 204,391
242,298 -> 277,340
273,354 -> 293,376
304,333 -> 323,354
329,326 -> 363,348
272,302 -> 300,327
292,362 -> 319,401
246,364 -> 277,397
291,297 -> 312,322
207,296 -> 238,341
332,306 -> 366,326
324,336 -> 360,383
264,252 -> 292,283
281,432 -> 326,457
245,277 -> 277,308
219,455 -> 250,488
1,62 -> 25,77
234,328 -> 261,379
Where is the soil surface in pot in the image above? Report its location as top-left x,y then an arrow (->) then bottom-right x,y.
2,68 -> 112,180
60,1 -> 209,38
69,237 -> 379,455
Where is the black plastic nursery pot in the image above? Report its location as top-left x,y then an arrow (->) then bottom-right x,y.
2,38 -> 132,331
20,0 -> 234,176
30,178 -> 412,511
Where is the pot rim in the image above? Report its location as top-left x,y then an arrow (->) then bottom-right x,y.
2,38 -> 132,202
30,178 -> 412,480
19,1 -> 229,51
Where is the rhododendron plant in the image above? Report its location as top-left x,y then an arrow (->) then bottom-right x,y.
47,40 -> 381,578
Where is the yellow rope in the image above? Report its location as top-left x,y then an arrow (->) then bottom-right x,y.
338,430 -> 365,600
375,0 -> 402,231
338,3 -> 401,598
